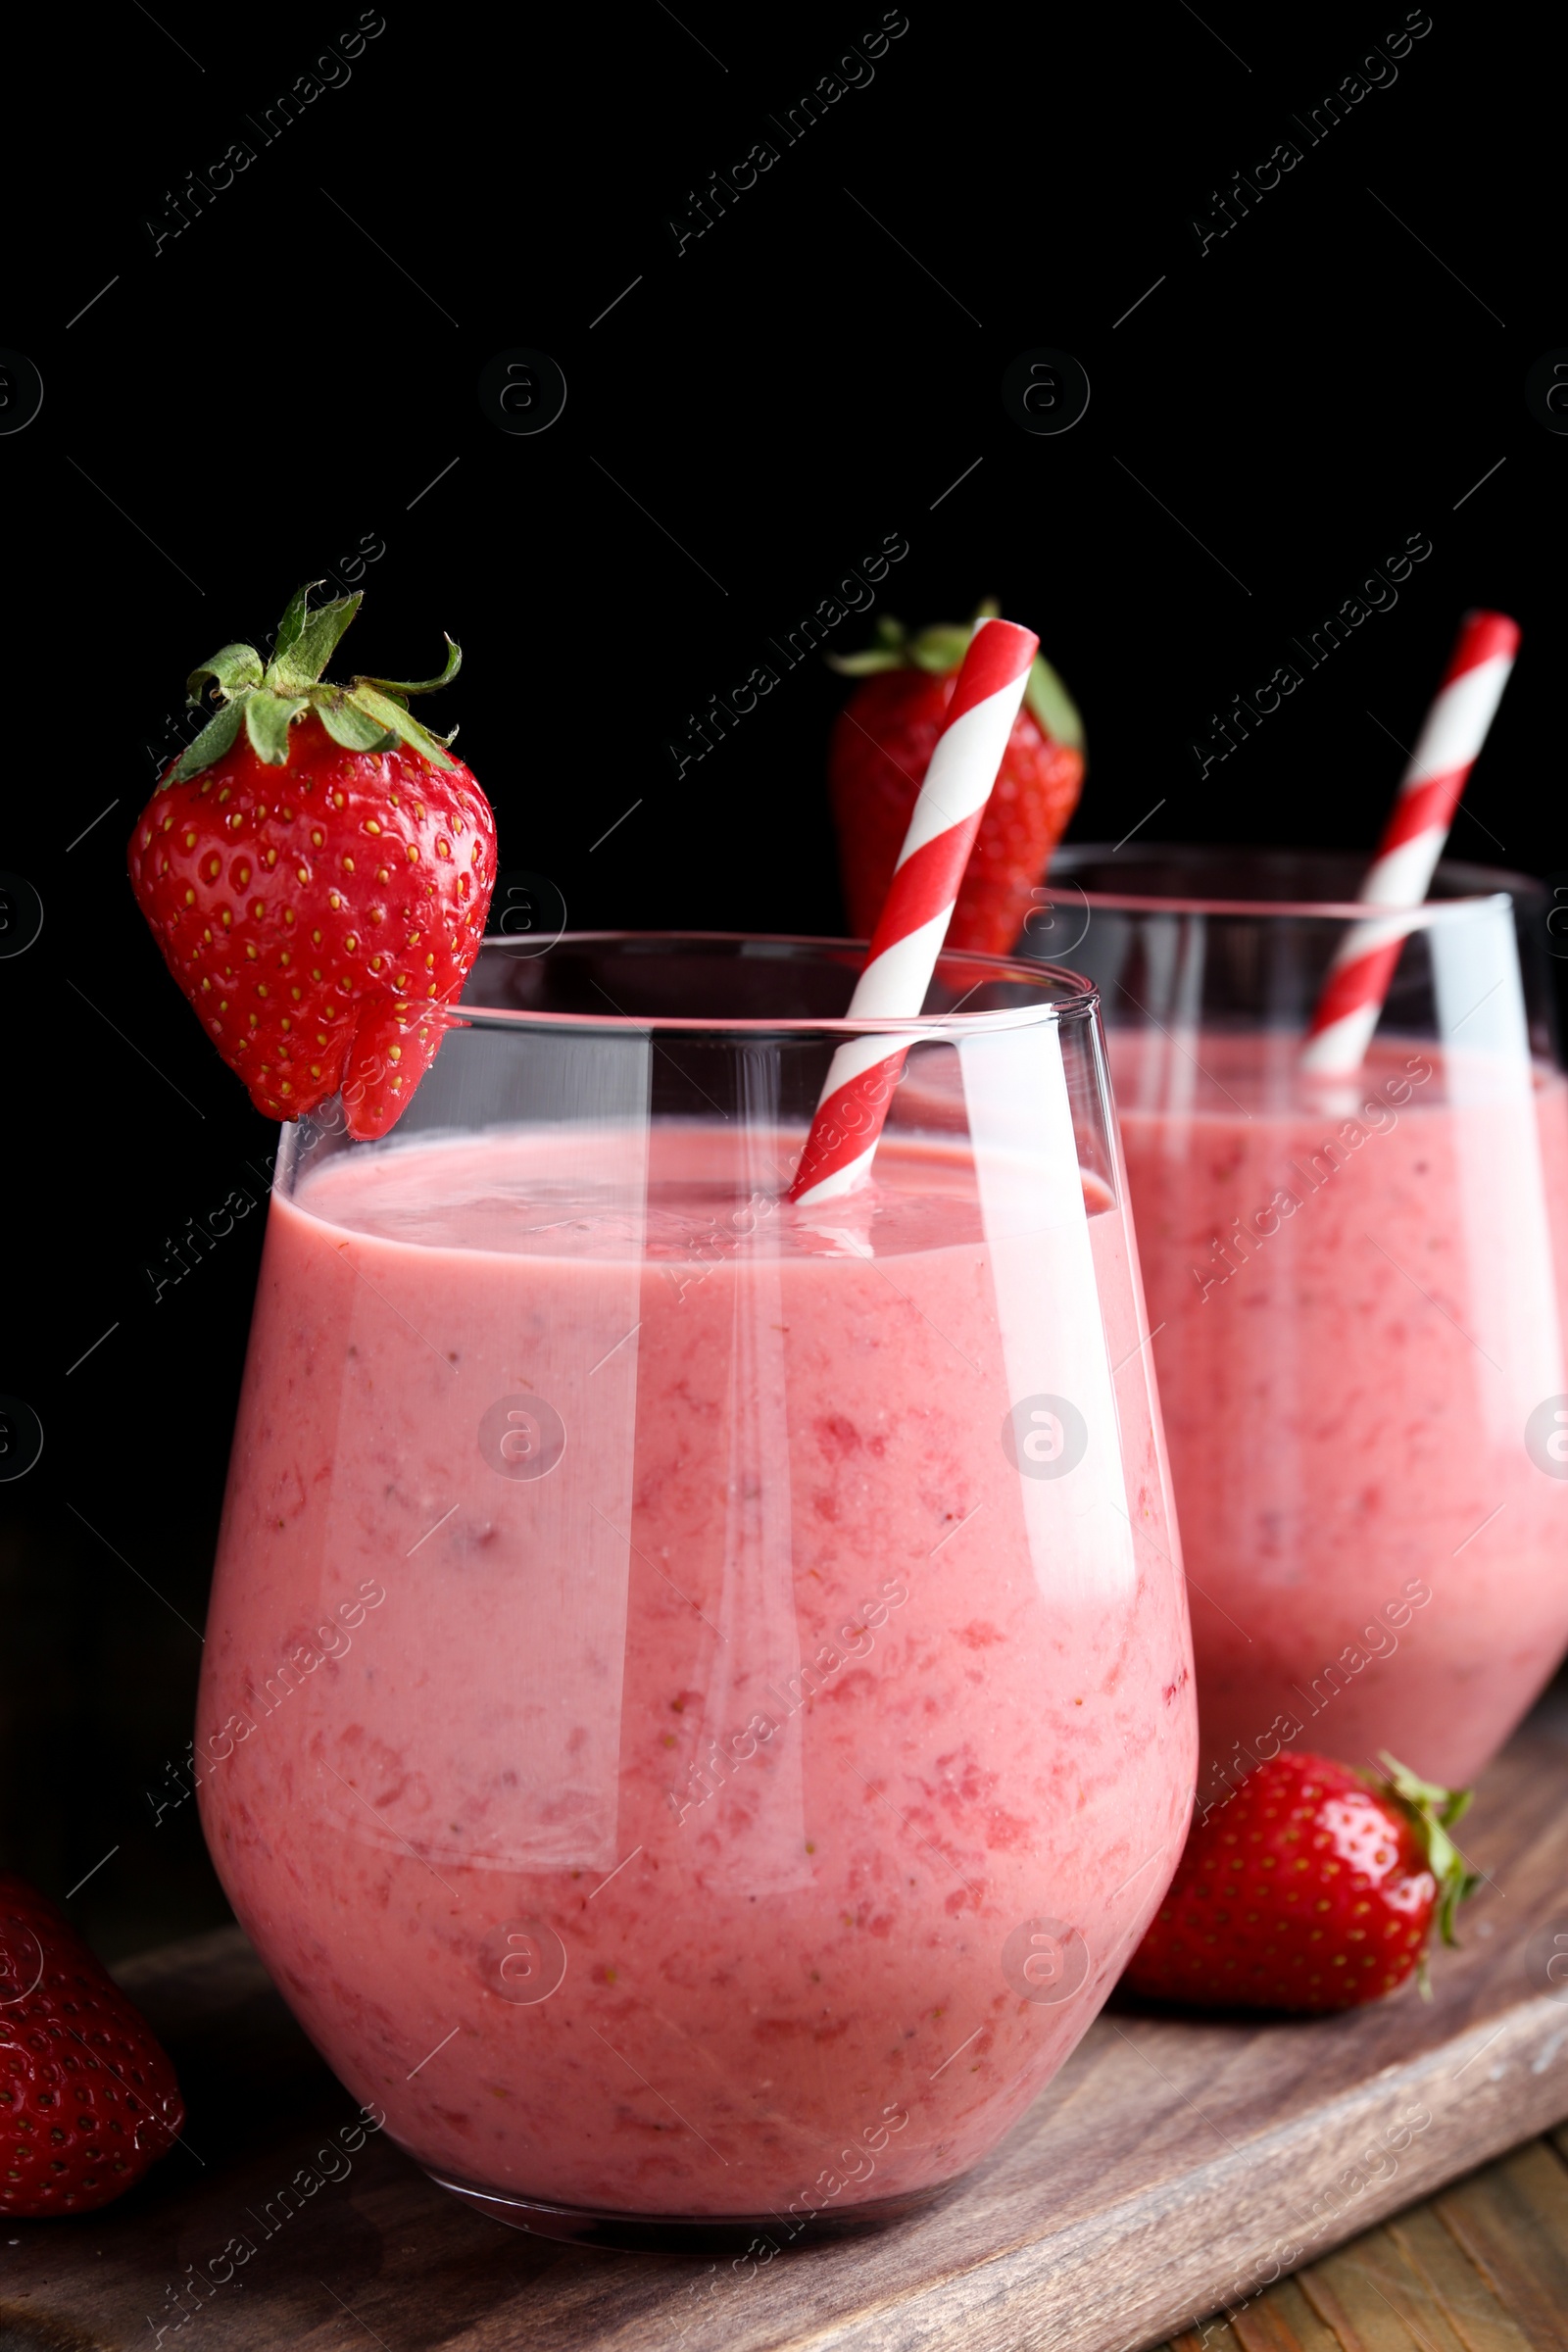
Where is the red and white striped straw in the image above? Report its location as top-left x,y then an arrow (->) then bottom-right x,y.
789,616 -> 1039,1207
1298,610 -> 1520,1078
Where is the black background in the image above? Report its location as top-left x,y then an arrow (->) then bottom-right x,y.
2,1 -> 1562,1957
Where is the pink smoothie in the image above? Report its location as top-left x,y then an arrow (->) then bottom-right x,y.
1112,1031 -> 1568,1806
197,1117 -> 1194,2219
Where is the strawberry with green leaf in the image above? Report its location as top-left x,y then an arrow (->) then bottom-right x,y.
827,601 -> 1085,955
128,583 -> 495,1139
1123,1750 -> 1479,2014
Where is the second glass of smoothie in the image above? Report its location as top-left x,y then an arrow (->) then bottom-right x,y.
1029,848 -> 1568,1808
196,933 -> 1195,2248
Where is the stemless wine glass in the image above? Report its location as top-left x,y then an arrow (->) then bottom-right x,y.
1026,848 -> 1568,1813
196,934 -> 1194,2252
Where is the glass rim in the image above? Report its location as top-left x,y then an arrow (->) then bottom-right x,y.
1045,842 -> 1532,923
455,929 -> 1100,1037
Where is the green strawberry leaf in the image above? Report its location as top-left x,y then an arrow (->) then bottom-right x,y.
1376,1751 -> 1480,1949
343,684 -> 456,769
826,613 -> 1003,678
314,691 -> 399,753
824,647 -> 906,675
906,622 -> 972,674
186,643 -> 264,706
172,696 -> 246,781
164,587 -> 461,775
1439,1864 -> 1483,1946
1381,1756 -> 1453,1812
1024,654 -> 1086,753
270,592 -> 363,693
355,633 -> 462,698
273,581 -> 325,664
826,615 -> 910,674
245,692 -> 308,765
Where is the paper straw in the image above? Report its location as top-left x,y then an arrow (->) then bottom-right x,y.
1299,610 -> 1520,1077
789,616 -> 1038,1205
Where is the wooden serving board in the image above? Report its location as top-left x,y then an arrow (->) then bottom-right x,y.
7,1705 -> 1568,2352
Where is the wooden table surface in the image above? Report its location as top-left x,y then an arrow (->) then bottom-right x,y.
4,1708 -> 1568,2351
1160,2128 -> 1568,2350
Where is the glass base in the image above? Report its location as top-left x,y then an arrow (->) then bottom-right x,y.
424,2166 -> 957,2253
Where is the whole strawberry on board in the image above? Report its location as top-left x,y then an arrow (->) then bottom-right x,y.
1123,1751 -> 1478,2015
128,583 -> 496,1141
1,1872 -> 186,2216
827,601 -> 1085,955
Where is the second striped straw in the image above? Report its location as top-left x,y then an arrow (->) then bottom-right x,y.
1299,610 -> 1520,1077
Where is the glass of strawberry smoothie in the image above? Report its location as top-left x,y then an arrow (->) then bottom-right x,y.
196,934 -> 1194,2249
1027,849 -> 1568,1814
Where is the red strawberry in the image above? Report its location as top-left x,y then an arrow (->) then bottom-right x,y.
128,582 -> 495,1141
1123,1751 -> 1478,2014
827,603 -> 1085,954
1,1872 -> 185,2216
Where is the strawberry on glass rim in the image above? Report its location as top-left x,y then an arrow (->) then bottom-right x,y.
127,582 -> 496,1140
827,599 -> 1085,956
